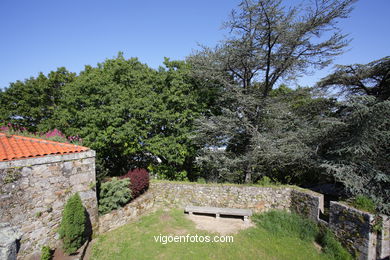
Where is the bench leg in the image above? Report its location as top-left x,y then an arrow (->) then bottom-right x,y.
189,212 -> 193,216
216,213 -> 220,219
244,216 -> 249,222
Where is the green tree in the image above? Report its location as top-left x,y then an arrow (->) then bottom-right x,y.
190,0 -> 355,183
189,0 -> 355,97
317,56 -> 390,101
315,57 -> 390,214
59,193 -> 87,254
319,96 -> 390,214
0,67 -> 76,131
194,86 -> 337,184
50,54 -> 212,180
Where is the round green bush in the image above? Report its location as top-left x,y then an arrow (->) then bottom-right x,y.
98,177 -> 132,215
59,193 -> 87,254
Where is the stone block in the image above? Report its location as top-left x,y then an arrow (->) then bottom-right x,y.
0,223 -> 22,260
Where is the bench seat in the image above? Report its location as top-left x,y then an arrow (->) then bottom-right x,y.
184,206 -> 252,222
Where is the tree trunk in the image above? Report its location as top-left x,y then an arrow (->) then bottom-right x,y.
244,168 -> 252,183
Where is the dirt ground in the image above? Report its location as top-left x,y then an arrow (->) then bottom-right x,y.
185,213 -> 255,235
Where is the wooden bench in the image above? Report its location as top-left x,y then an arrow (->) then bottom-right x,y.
184,206 -> 252,222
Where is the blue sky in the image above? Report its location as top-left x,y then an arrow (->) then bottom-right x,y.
0,0 -> 389,89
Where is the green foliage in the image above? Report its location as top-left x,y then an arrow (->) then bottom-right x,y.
317,228 -> 352,260
255,176 -> 280,186
59,193 -> 87,254
254,210 -> 352,260
189,0 -> 354,184
349,195 -> 376,213
0,67 -> 76,132
0,127 -> 81,145
47,54 -> 211,180
194,87 -> 336,184
3,168 -> 21,184
98,177 -> 132,215
253,210 -> 319,241
196,177 -> 206,184
189,0 -> 354,97
40,245 -> 52,260
320,96 -> 390,214
318,56 -> 390,101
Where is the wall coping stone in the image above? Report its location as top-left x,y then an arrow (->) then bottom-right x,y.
0,150 -> 95,169
331,201 -> 375,217
150,180 -> 300,189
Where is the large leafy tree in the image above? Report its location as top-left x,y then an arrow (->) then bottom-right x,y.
190,0 -> 356,183
317,56 -> 390,101
49,54 -> 211,180
0,67 -> 76,131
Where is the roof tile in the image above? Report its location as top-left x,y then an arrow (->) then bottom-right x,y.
0,133 -> 89,161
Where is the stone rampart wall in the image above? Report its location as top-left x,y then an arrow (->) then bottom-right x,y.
0,150 -> 98,259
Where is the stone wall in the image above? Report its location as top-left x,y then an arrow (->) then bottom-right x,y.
0,150 -> 98,259
329,201 -> 380,260
377,215 -> 390,260
0,223 -> 22,260
290,189 -> 324,222
98,192 -> 155,233
98,181 -> 389,260
151,182 -> 292,212
99,182 -> 310,233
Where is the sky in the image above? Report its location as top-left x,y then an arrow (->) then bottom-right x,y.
0,0 -> 389,90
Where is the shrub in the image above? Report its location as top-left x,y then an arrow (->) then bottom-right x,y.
121,168 -> 149,199
255,176 -> 281,186
0,124 -> 82,144
350,195 -> 376,213
40,246 -> 52,260
98,177 -> 132,215
59,193 -> 87,254
196,177 -> 206,184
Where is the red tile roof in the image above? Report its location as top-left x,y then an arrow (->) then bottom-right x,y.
0,133 -> 89,162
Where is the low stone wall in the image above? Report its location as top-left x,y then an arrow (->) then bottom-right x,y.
99,182 -> 314,233
99,192 -> 156,233
151,182 -> 292,212
290,189 -> 324,222
377,215 -> 390,260
0,151 -> 98,259
98,182 -> 389,260
329,201 -> 380,260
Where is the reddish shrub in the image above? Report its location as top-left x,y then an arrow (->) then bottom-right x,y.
120,168 -> 149,199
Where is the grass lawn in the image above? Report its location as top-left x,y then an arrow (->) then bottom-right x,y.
90,209 -> 341,260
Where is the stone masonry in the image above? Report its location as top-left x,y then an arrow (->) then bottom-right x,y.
290,188 -> 324,222
0,150 -> 98,259
99,182 -> 320,233
0,223 -> 22,260
99,181 -> 389,260
329,201 -> 390,260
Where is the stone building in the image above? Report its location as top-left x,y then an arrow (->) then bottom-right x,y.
0,133 -> 98,259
